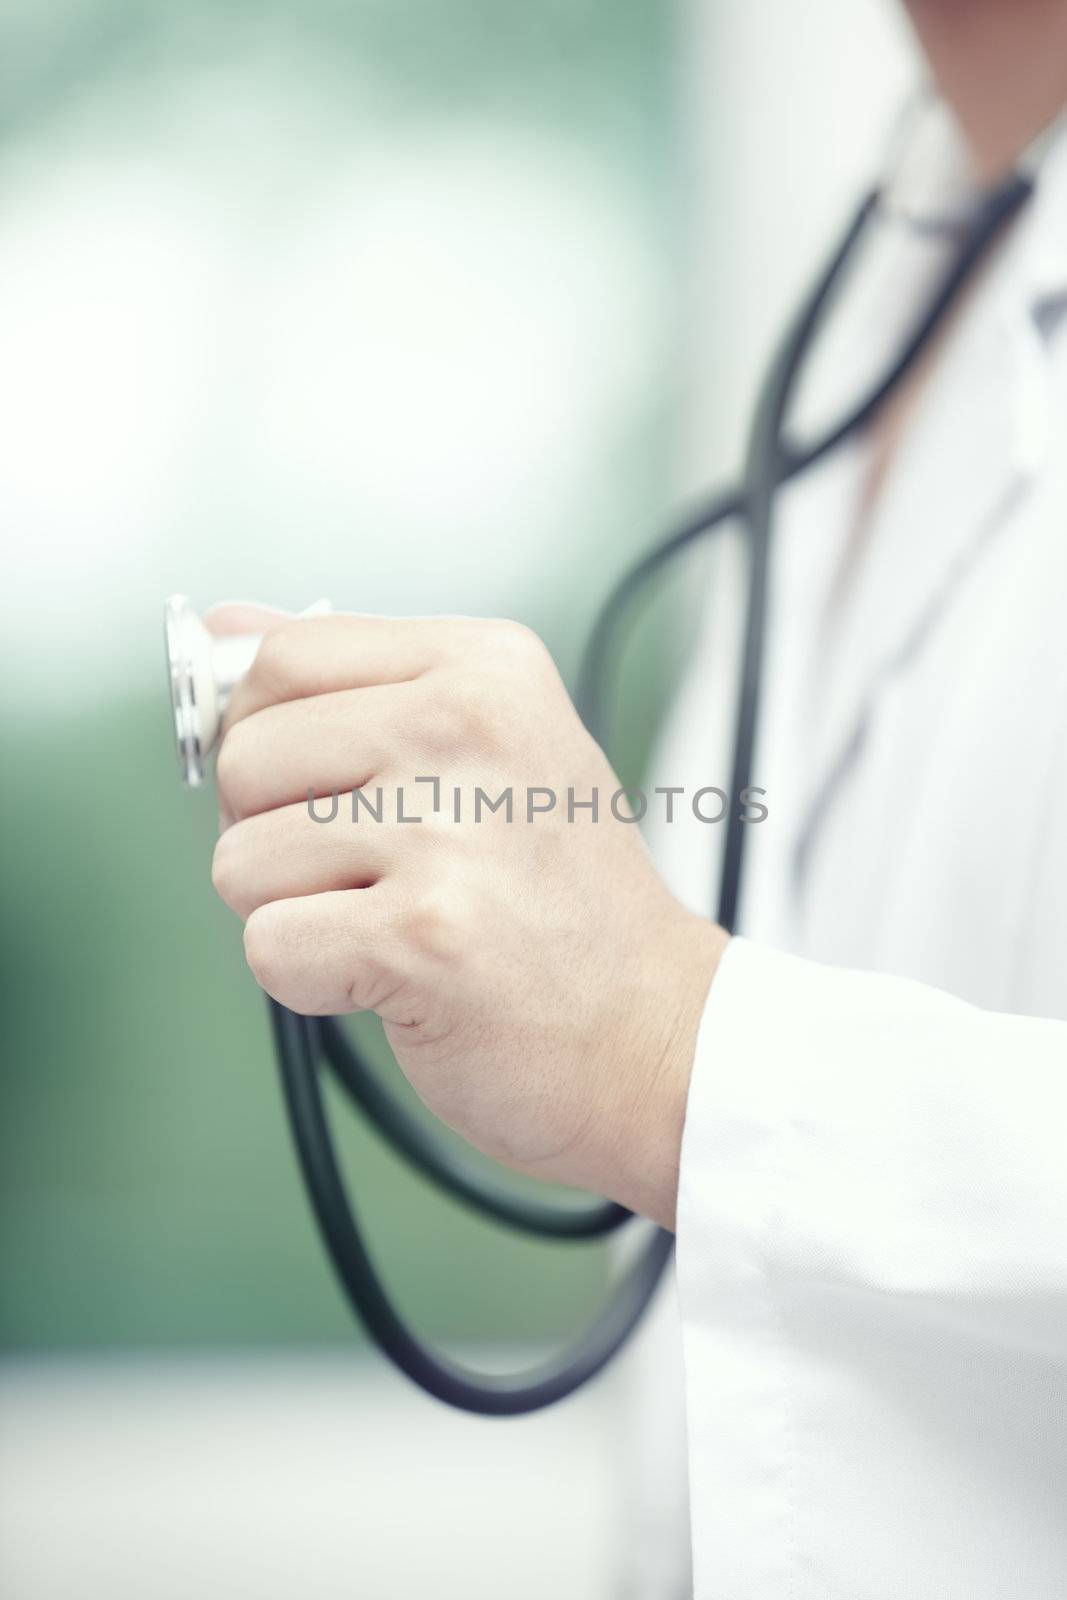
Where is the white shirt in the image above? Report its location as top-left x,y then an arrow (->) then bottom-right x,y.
657,97 -> 1067,1598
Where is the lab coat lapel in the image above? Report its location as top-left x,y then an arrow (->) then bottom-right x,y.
792,243 -> 1051,875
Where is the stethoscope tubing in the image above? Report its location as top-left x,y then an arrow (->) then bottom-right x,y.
317,1014 -> 632,1239
270,172 -> 1032,1414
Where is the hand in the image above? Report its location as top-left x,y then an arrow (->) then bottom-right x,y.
208,606 -> 727,1227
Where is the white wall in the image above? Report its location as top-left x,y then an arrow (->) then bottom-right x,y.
0,44 -> 666,712
676,0 -> 918,494
0,1354 -> 627,1600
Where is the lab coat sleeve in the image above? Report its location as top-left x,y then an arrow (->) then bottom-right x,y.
677,937 -> 1067,1600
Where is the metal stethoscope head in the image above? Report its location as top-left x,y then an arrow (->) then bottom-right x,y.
163,595 -> 263,787
164,596 -> 332,785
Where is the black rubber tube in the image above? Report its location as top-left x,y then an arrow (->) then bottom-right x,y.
715,176 -> 1031,935
574,178 -> 1032,756
275,1003 -> 673,1415
317,1016 -> 631,1240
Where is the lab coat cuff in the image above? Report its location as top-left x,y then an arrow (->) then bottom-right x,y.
673,935 -> 965,1594
675,936 -> 807,1592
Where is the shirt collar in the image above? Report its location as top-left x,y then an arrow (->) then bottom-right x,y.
878,88 -> 1067,321
878,92 -> 987,234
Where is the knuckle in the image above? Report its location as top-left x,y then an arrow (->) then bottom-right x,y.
348,952 -> 401,1015
243,902 -> 287,990
425,673 -> 497,754
421,624 -> 553,754
400,887 -> 463,963
250,626 -> 299,701
210,826 -> 244,908
486,617 -> 550,669
214,721 -> 250,809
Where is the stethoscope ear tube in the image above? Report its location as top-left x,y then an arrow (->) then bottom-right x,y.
193,171 -> 1029,1414
575,176 -> 1033,775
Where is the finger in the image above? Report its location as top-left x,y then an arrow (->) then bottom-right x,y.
211,798 -> 396,920
222,613 -> 477,732
242,888 -> 407,1017
216,682 -> 417,821
205,600 -> 293,639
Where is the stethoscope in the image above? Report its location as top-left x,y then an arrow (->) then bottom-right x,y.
164,164 -> 1031,1416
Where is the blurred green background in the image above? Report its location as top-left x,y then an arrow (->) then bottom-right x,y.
0,0 -> 682,1352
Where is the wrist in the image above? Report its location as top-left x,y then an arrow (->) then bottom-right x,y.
598,913 -> 729,1229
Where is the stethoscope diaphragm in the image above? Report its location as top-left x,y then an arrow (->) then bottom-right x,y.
163,595 -> 262,787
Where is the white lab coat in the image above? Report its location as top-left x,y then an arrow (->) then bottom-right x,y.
644,97 -> 1067,1599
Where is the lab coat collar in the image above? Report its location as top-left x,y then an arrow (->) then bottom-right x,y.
1018,109 -> 1067,324
877,92 -> 988,232
877,89 -> 1067,319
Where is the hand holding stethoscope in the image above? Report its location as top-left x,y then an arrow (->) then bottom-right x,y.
165,160 -> 1030,1414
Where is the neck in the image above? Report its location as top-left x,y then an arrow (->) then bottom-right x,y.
904,0 -> 1067,179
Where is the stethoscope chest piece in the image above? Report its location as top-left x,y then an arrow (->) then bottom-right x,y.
163,595 -> 262,787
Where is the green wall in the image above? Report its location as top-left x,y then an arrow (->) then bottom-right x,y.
0,1 -> 679,1350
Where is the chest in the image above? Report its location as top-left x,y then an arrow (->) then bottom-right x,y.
759,303 -> 1067,1007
